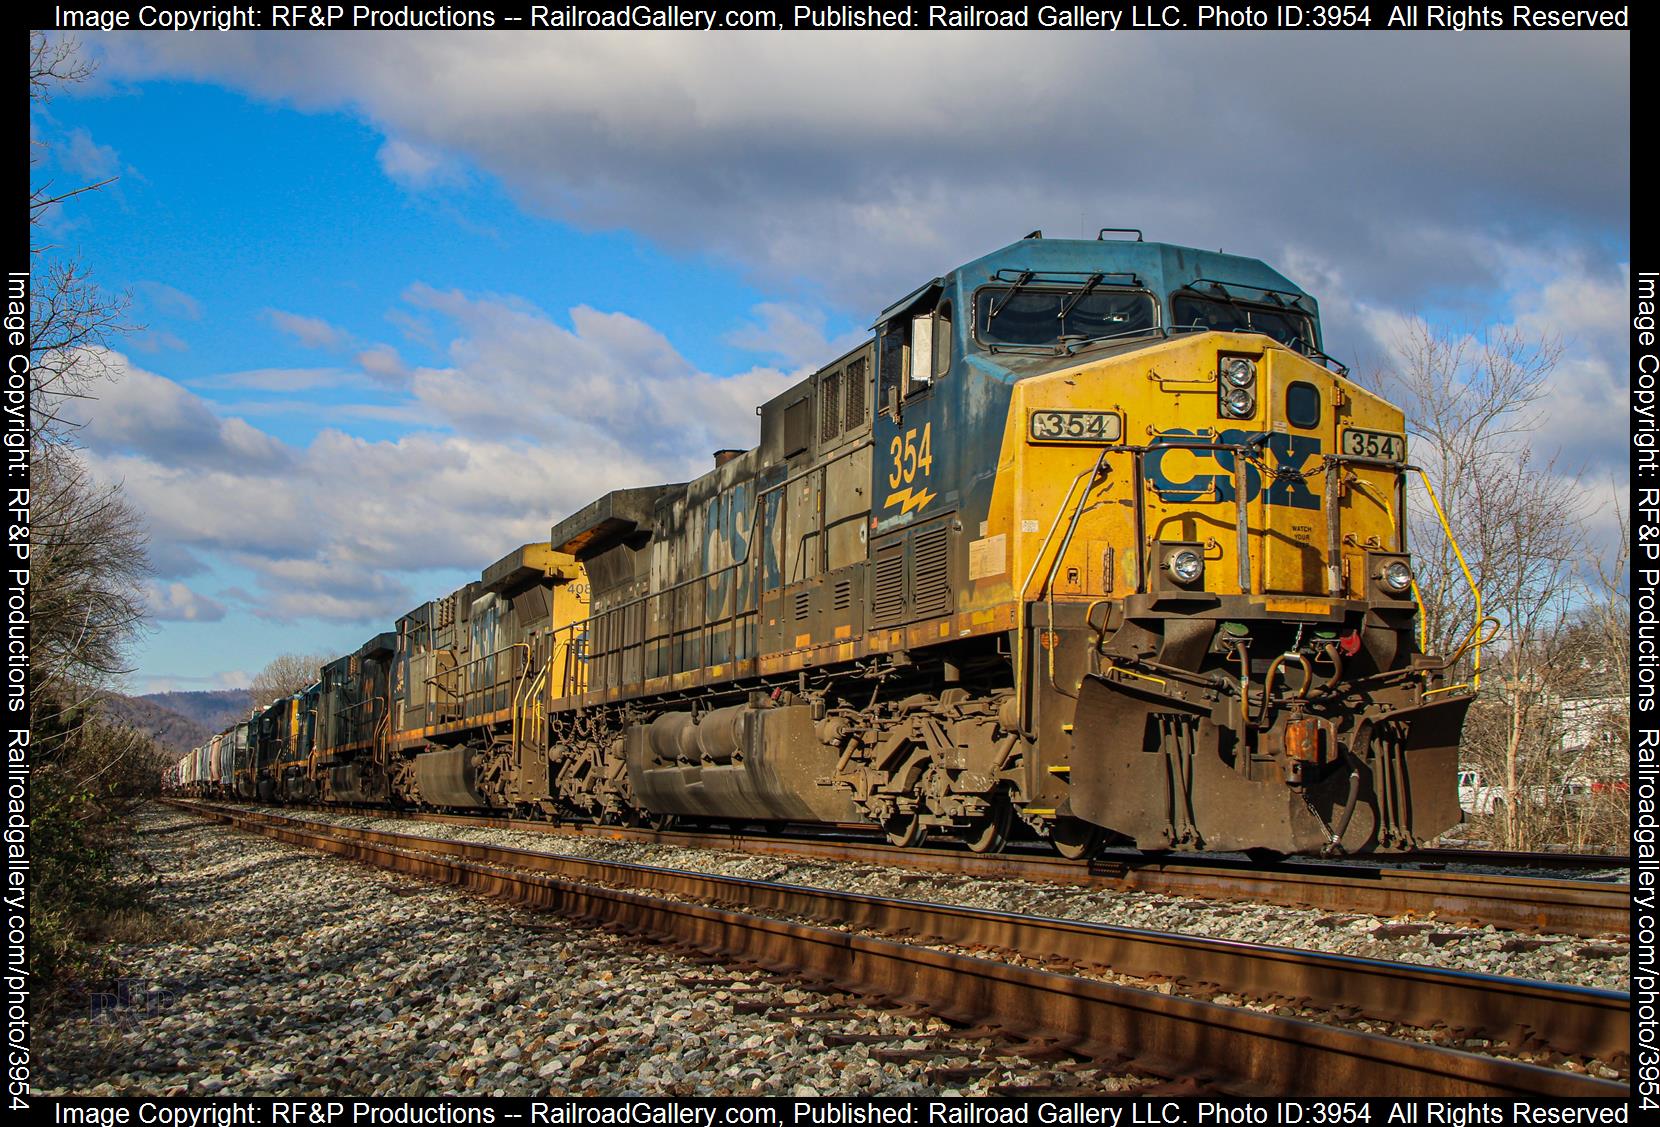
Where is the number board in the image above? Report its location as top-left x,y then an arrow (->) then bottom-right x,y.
1340,428 -> 1405,461
1028,410 -> 1122,444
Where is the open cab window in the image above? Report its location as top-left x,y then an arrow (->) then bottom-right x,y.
879,292 -> 952,416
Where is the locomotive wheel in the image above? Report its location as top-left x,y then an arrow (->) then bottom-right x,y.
963,798 -> 1014,855
1050,817 -> 1104,861
1244,847 -> 1287,865
883,812 -> 927,848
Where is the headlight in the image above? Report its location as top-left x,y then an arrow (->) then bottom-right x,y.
1167,549 -> 1204,585
1222,386 -> 1256,417
1380,560 -> 1413,593
1222,357 -> 1256,388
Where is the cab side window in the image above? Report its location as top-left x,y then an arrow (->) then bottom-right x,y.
878,320 -> 906,416
908,311 -> 933,395
880,291 -> 951,415
932,300 -> 952,381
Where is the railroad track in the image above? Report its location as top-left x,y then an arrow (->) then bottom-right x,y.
168,800 -> 1627,1098
1408,846 -> 1630,871
373,807 -> 1630,938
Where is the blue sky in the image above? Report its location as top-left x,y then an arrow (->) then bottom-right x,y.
33,31 -> 1629,694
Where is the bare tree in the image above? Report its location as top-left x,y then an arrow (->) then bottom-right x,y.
28,450 -> 149,744
1382,321 -> 1566,663
29,32 -> 132,449
27,35 -> 170,997
249,653 -> 332,709
1377,320 -> 1600,848
28,34 -> 150,748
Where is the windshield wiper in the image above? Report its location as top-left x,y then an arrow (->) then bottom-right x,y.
1056,273 -> 1105,322
1190,280 -> 1254,321
987,270 -> 1035,326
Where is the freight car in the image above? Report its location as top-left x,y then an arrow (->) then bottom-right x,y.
169,232 -> 1476,857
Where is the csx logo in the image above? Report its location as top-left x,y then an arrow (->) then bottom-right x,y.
1145,429 -> 1322,510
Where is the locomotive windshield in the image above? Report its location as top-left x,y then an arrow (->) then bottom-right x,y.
975,285 -> 1156,348
1170,294 -> 1315,354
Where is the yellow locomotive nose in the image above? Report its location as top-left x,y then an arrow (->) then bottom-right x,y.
1002,328 -> 1458,855
1005,332 -> 1408,608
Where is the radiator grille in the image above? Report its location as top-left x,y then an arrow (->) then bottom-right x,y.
844,357 -> 867,430
820,371 -> 841,442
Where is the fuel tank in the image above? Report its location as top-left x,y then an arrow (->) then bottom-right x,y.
413,747 -> 487,808
625,703 -> 861,822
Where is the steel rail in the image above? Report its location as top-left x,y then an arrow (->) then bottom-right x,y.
1406,847 -> 1630,869
170,801 -> 1628,1087
380,809 -> 1630,938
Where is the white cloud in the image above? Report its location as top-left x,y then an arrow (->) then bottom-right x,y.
137,280 -> 202,320
195,366 -> 356,392
65,354 -> 293,472
356,343 -> 408,382
401,285 -> 794,460
129,329 -> 188,354
265,308 -> 351,350
1348,253 -> 1630,482
65,292 -> 797,625
376,137 -> 462,189
57,125 -> 121,180
85,33 -> 1627,311
725,303 -> 861,370
145,581 -> 227,622
1508,261 -> 1629,477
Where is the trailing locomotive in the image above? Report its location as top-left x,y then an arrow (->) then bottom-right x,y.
169,232 -> 1474,856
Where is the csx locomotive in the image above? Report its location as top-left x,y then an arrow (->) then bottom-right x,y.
166,232 -> 1474,856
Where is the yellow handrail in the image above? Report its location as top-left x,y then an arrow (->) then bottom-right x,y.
513,661 -> 549,755
1412,467 -> 1487,689
1320,464 -> 1489,691
1347,475 -> 1432,642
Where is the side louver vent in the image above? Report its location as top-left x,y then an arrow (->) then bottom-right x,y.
912,524 -> 952,618
833,578 -> 853,612
793,590 -> 812,621
783,397 -> 811,458
872,542 -> 906,627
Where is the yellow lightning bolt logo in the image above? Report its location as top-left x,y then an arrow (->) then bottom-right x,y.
883,486 -> 936,515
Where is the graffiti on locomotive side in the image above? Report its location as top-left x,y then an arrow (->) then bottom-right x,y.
699,478 -> 787,627
1145,428 -> 1322,509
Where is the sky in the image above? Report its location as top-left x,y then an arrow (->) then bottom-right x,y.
31,29 -> 1630,695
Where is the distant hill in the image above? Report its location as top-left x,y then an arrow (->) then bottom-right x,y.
98,694 -> 211,755
141,689 -> 254,734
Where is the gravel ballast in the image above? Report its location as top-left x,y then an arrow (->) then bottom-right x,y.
39,806 -> 1157,1097
267,807 -> 1630,993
